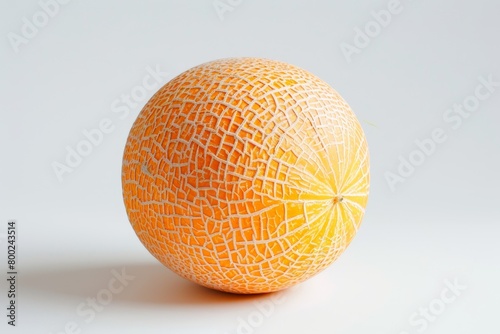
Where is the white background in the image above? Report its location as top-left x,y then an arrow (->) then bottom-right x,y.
1,0 -> 499,333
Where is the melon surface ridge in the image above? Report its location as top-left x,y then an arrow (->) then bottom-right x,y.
122,57 -> 370,294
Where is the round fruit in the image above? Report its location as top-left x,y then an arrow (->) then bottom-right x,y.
122,58 -> 369,294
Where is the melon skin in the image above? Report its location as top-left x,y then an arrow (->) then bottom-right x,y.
122,58 -> 369,294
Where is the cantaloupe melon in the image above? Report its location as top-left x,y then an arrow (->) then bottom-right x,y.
122,58 -> 369,294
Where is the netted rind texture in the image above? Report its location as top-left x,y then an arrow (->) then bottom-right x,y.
122,58 -> 369,294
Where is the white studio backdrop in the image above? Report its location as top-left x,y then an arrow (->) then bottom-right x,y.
1,1 -> 499,333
